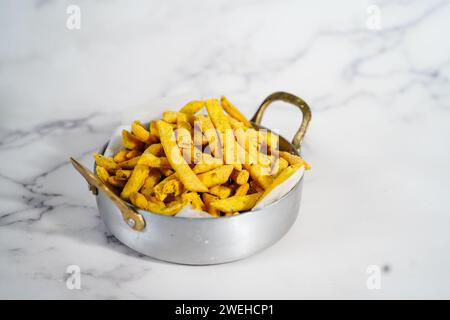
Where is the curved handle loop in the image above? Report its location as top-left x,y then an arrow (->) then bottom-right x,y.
70,158 -> 146,231
251,92 -> 312,151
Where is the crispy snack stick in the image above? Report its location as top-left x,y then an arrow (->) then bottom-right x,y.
209,185 -> 232,199
162,111 -> 178,123
179,100 -> 204,114
140,169 -> 161,198
249,180 -> 264,193
120,164 -> 150,200
126,149 -> 142,159
197,165 -> 234,188
257,164 -> 302,204
195,114 -> 222,159
234,183 -> 250,196
131,121 -> 158,144
118,156 -> 140,169
153,174 -> 184,201
115,169 -> 132,180
205,99 -> 241,170
202,193 -> 220,217
138,153 -> 171,168
181,191 -> 205,211
243,163 -> 273,189
147,199 -> 188,216
149,121 -> 159,137
193,153 -> 224,174
95,166 -> 110,184
130,192 -> 149,210
113,150 -> 128,163
224,211 -> 239,217
227,115 -> 247,130
220,96 -> 252,127
211,192 -> 262,213
279,151 -> 311,170
234,128 -> 271,167
122,130 -> 144,150
108,176 -> 127,188
94,153 -> 119,173
156,120 -> 208,192
230,169 -> 249,185
143,143 -> 164,157
159,168 -> 174,177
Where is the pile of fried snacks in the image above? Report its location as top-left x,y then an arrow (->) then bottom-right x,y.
94,96 -> 310,217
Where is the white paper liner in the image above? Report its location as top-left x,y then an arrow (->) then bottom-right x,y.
104,125 -> 304,218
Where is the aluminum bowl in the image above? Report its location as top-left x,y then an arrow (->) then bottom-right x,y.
73,92 -> 311,265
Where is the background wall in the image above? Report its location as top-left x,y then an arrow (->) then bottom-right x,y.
0,0 -> 449,299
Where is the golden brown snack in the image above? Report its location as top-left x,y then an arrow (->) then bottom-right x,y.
230,169 -> 249,185
211,193 -> 262,213
202,193 -> 220,217
94,153 -> 119,173
120,164 -> 150,200
179,100 -> 204,114
95,166 -> 110,184
156,120 -> 208,192
122,130 -> 144,150
221,96 -> 252,128
197,165 -> 234,188
181,191 -> 205,211
140,169 -> 161,198
257,164 -> 302,204
209,185 -> 233,199
113,150 -> 128,163
234,183 -> 250,196
279,151 -> 311,169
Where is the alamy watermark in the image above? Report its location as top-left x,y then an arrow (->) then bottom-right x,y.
66,5 -> 81,30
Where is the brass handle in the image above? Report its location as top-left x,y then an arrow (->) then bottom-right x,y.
70,158 -> 146,231
251,91 -> 312,151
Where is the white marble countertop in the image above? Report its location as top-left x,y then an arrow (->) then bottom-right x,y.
1,0 -> 450,299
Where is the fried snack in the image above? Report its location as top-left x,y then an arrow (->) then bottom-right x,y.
194,114 -> 222,159
95,166 -> 110,184
234,182 -> 249,196
108,176 -> 126,188
209,185 -> 232,199
149,121 -> 159,137
122,130 -> 144,150
211,193 -> 262,213
197,165 -> 234,188
271,157 -> 289,176
156,120 -> 208,192
147,199 -> 188,216
130,192 -> 149,210
131,120 -> 158,144
192,153 -> 223,174
138,153 -> 171,168
94,153 -> 119,173
244,163 -> 273,189
249,180 -> 264,193
126,149 -> 142,159
140,169 -> 161,198
118,156 -> 140,169
159,168 -> 174,177
181,192 -> 205,211
202,193 -> 220,217
116,169 -> 132,180
179,100 -> 204,114
221,96 -> 252,128
257,164 -> 302,204
113,150 -> 128,163
153,175 -> 184,201
230,169 -> 249,185
279,151 -> 311,169
121,164 -> 150,200
143,143 -> 164,156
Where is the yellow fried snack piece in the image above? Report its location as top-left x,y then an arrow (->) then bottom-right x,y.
94,153 -> 119,173
129,192 -> 149,210
234,182 -> 250,196
95,166 -> 110,184
147,199 -> 188,216
149,120 -> 159,137
108,176 -> 126,188
113,150 -> 128,163
224,211 -> 240,217
209,185 -> 232,199
221,96 -> 252,128
162,111 -> 179,123
243,163 -> 273,189
115,169 -> 132,180
140,169 -> 161,198
202,193 -> 220,217
257,164 -> 302,204
249,180 -> 264,193
118,156 -> 140,169
131,120 -> 158,144
230,169 -> 249,185
271,157 -> 289,176
181,191 -> 205,211
120,164 -> 150,200
153,174 -> 184,201
279,151 -> 311,170
126,149 -> 142,159
138,153 -> 171,168
197,165 -> 234,188
179,100 -> 204,114
194,114 -> 222,159
211,192 -> 262,213
143,143 -> 164,157
122,130 -> 144,150
192,153 -> 223,174
156,120 -> 208,193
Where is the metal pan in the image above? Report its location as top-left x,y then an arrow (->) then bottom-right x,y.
72,92 -> 311,265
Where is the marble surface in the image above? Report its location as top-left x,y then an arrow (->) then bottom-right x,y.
1,0 -> 450,299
